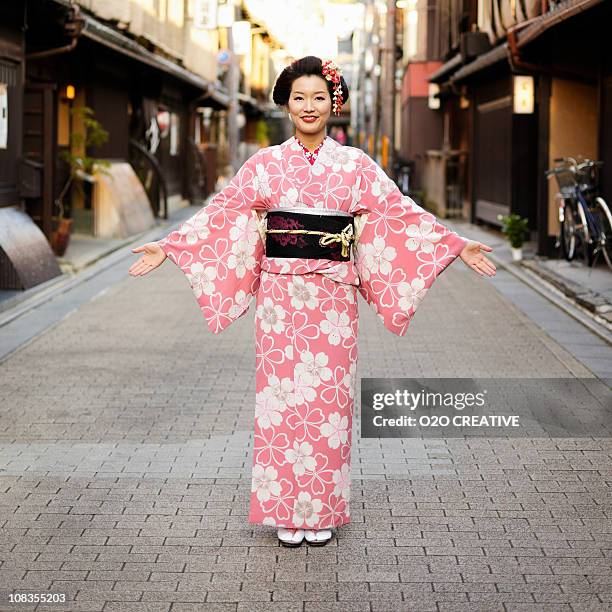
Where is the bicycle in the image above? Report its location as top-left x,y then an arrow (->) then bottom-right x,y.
545,157 -> 612,270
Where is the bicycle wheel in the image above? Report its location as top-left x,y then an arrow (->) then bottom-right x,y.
560,200 -> 578,261
580,203 -> 596,267
594,196 -> 612,269
570,198 -> 594,266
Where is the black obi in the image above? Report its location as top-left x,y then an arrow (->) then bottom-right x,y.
265,208 -> 355,262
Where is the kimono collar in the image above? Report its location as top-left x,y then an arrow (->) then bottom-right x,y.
287,134 -> 336,157
295,136 -> 327,165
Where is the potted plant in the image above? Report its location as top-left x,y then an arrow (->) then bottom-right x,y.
51,177 -> 74,257
56,106 -> 110,240
497,213 -> 530,261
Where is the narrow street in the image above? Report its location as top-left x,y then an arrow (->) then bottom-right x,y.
1,237 -> 611,611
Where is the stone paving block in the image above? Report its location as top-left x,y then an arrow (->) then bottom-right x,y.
42,603 -> 106,611
206,589 -> 272,603
236,604 -> 297,612
468,592 -> 536,604
112,581 -> 179,592
303,604 -> 370,612
74,588 -> 142,601
103,604 -> 172,611
171,604 -> 237,612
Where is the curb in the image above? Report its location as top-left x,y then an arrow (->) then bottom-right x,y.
0,225 -> 165,318
0,204 -> 201,329
445,219 -> 612,344
486,250 -> 612,345
519,258 -> 612,319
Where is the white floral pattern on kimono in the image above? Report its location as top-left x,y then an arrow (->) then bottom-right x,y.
157,135 -> 468,528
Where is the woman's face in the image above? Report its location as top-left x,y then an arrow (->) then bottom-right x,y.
287,75 -> 331,137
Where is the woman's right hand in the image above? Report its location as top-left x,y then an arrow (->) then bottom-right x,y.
128,242 -> 167,276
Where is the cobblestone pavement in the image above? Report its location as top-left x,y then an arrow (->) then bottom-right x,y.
0,251 -> 611,611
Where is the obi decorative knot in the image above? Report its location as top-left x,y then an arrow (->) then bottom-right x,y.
265,208 -> 355,261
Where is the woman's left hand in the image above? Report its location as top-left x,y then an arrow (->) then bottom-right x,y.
459,240 -> 497,277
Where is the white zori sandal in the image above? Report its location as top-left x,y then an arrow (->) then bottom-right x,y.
304,529 -> 333,546
277,527 -> 305,547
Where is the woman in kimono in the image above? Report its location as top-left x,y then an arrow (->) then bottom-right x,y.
128,56 -> 496,548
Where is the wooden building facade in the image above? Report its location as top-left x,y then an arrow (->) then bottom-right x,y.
398,0 -> 612,258
0,0 -> 238,294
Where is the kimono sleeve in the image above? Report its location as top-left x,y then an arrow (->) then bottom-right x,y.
352,151 -> 469,337
156,150 -> 266,334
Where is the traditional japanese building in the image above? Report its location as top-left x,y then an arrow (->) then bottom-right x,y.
389,0 -> 611,258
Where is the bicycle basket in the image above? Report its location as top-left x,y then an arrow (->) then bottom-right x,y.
550,167 -> 577,198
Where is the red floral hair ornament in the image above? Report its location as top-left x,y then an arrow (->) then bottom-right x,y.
322,59 -> 344,115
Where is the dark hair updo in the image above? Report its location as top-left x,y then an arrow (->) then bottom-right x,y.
272,55 -> 349,107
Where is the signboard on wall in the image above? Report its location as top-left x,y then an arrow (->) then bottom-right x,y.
194,0 -> 218,29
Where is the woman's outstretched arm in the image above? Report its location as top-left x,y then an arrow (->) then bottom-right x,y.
128,148 -> 268,333
352,150 -> 495,336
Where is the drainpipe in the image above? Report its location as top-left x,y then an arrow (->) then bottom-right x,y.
25,3 -> 85,60
506,18 -> 545,74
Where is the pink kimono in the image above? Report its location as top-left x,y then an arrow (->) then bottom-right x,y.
157,136 -> 468,529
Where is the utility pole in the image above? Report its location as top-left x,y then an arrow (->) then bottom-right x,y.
354,0 -> 374,150
369,6 -> 381,161
227,21 -> 240,173
380,0 -> 396,174
353,27 -> 365,149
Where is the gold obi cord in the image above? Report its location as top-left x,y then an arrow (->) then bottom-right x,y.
266,223 -> 355,258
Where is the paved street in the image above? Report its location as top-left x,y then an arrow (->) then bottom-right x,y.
1,241 -> 611,611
